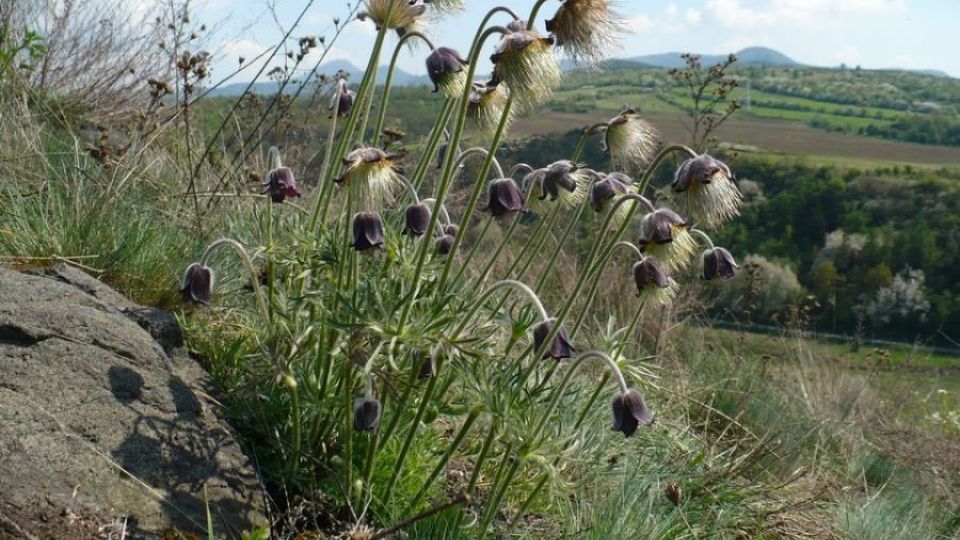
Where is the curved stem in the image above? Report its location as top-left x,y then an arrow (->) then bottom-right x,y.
397,174 -> 420,204
452,146 -> 505,183
453,279 -> 550,337
512,205 -> 560,279
570,122 -> 608,163
310,86 -> 341,229
451,213 -> 494,285
690,228 -> 715,249
421,198 -> 451,225
615,240 -> 644,260
199,238 -> 269,327
509,162 -> 535,179
372,30 -> 436,147
533,351 -> 627,440
468,213 -> 522,289
636,143 -> 698,195
268,146 -> 282,169
526,0 -> 552,30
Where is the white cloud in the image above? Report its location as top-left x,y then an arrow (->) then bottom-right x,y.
685,8 -> 703,25
705,0 -> 906,29
627,14 -> 655,33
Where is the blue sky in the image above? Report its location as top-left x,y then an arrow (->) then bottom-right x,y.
185,1 -> 960,81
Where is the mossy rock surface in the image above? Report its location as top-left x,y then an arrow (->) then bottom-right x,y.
0,265 -> 266,538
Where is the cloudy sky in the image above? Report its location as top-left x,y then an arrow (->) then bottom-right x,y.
187,0 -> 960,81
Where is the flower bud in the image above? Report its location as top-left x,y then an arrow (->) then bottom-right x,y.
665,481 -> 682,506
702,247 -> 739,280
435,234 -> 455,255
329,77 -> 355,117
611,389 -> 653,437
354,397 -> 382,431
351,211 -> 386,253
426,47 -> 468,98
483,177 -> 526,218
672,154 -> 742,229
532,319 -> 575,360
443,223 -> 460,237
180,263 -> 215,304
403,203 -> 432,237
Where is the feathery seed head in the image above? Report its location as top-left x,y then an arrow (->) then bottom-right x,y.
337,147 -> 401,209
604,108 -> 658,174
672,154 -> 742,229
638,209 -> 697,272
426,47 -> 469,98
545,0 -> 624,65
358,0 -> 426,31
632,257 -> 678,306
468,81 -> 514,135
490,29 -> 561,109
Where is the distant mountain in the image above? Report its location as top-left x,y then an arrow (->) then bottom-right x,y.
625,47 -> 800,69
207,59 -> 429,97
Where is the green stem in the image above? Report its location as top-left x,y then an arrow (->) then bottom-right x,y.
450,215 -> 494,285
452,421 -> 498,530
512,206 -> 560,279
468,213 -> 522,290
478,457 -> 522,539
287,381 -> 302,480
571,122 -> 608,163
199,238 -> 269,330
690,228 -> 716,249
406,408 -> 482,512
453,279 -> 550,337
570,241 -> 645,338
372,31 -> 436,148
308,83 -> 341,230
533,197 -> 590,293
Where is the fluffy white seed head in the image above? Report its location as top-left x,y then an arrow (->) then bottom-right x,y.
546,0 -> 625,66
604,109 -> 658,174
490,30 -> 562,110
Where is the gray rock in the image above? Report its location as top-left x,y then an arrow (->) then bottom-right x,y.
0,265 -> 267,539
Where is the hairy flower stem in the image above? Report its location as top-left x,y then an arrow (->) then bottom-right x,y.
526,0 -> 552,30
410,98 -> 456,192
569,241 -> 644,338
343,353 -> 355,503
616,300 -> 648,357
690,228 -> 716,249
372,31 -> 437,147
382,359 -> 442,504
511,206 -> 561,278
571,122 -> 609,163
361,390 -> 386,503
469,214 -> 522,289
535,351 -> 628,439
314,13 -> 392,225
450,147 -> 506,185
287,381 -> 303,480
406,407 -> 481,512
308,88 -> 340,230
454,279 -> 550,337
396,24 -> 510,333
451,421 -> 498,530
451,217 -> 494,285
200,238 -> 270,328
533,196 -> 591,293
478,456 -> 522,539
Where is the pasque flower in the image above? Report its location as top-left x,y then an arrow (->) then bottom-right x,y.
632,256 -> 678,306
638,208 -> 697,272
261,146 -> 301,203
358,0 -> 426,32
526,160 -> 594,209
403,203 -> 432,237
354,397 -> 382,431
180,263 -> 215,304
672,154 -> 742,229
533,319 -> 575,360
435,234 -> 455,255
337,147 -> 401,209
590,172 -> 635,229
545,0 -> 624,65
483,177 -> 526,218
467,80 -> 514,135
603,108 -> 658,174
702,246 -> 739,280
490,28 -> 561,108
328,77 -> 355,118
351,212 -> 386,253
426,47 -> 468,98
611,389 -> 654,437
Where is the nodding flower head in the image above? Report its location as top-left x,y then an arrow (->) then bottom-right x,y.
591,172 -> 635,229
181,263 -> 215,305
506,19 -> 529,33
467,81 -> 514,135
422,0 -> 466,13
261,166 -> 301,203
490,29 -> 560,109
354,397 -> 382,431
632,256 -> 678,306
337,147 -> 401,209
403,203 -> 432,237
435,234 -> 455,255
358,0 -> 426,32
603,108 -> 658,174
611,389 -> 654,437
672,154 -> 742,229
483,177 -> 526,218
545,0 -> 624,65
426,47 -> 468,98
533,319 -> 575,360
527,160 -> 594,209
702,246 -> 739,280
638,209 -> 697,272
351,212 -> 386,253
329,77 -> 355,117
443,223 -> 459,237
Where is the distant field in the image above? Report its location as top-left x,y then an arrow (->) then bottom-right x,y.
511,110 -> 960,167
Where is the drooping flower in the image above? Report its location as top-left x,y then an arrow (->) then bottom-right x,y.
261,165 -> 301,203
467,81 -> 514,135
545,0 -> 624,65
506,19 -> 528,33
354,397 -> 382,431
351,212 -> 386,253
358,0 -> 426,32
526,160 -> 594,209
490,29 -> 561,109
637,208 -> 697,272
672,154 -> 742,229
590,171 -> 636,229
603,108 -> 658,174
403,203 -> 432,237
426,47 -> 468,98
328,77 -> 355,117
443,223 -> 459,236
483,177 -> 526,218
181,263 -> 215,304
611,389 -> 654,437
702,246 -> 739,280
532,319 -> 575,360
337,147 -> 401,209
632,256 -> 678,306
435,234 -> 455,255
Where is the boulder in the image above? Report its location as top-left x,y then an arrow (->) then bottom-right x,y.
0,265 -> 267,538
